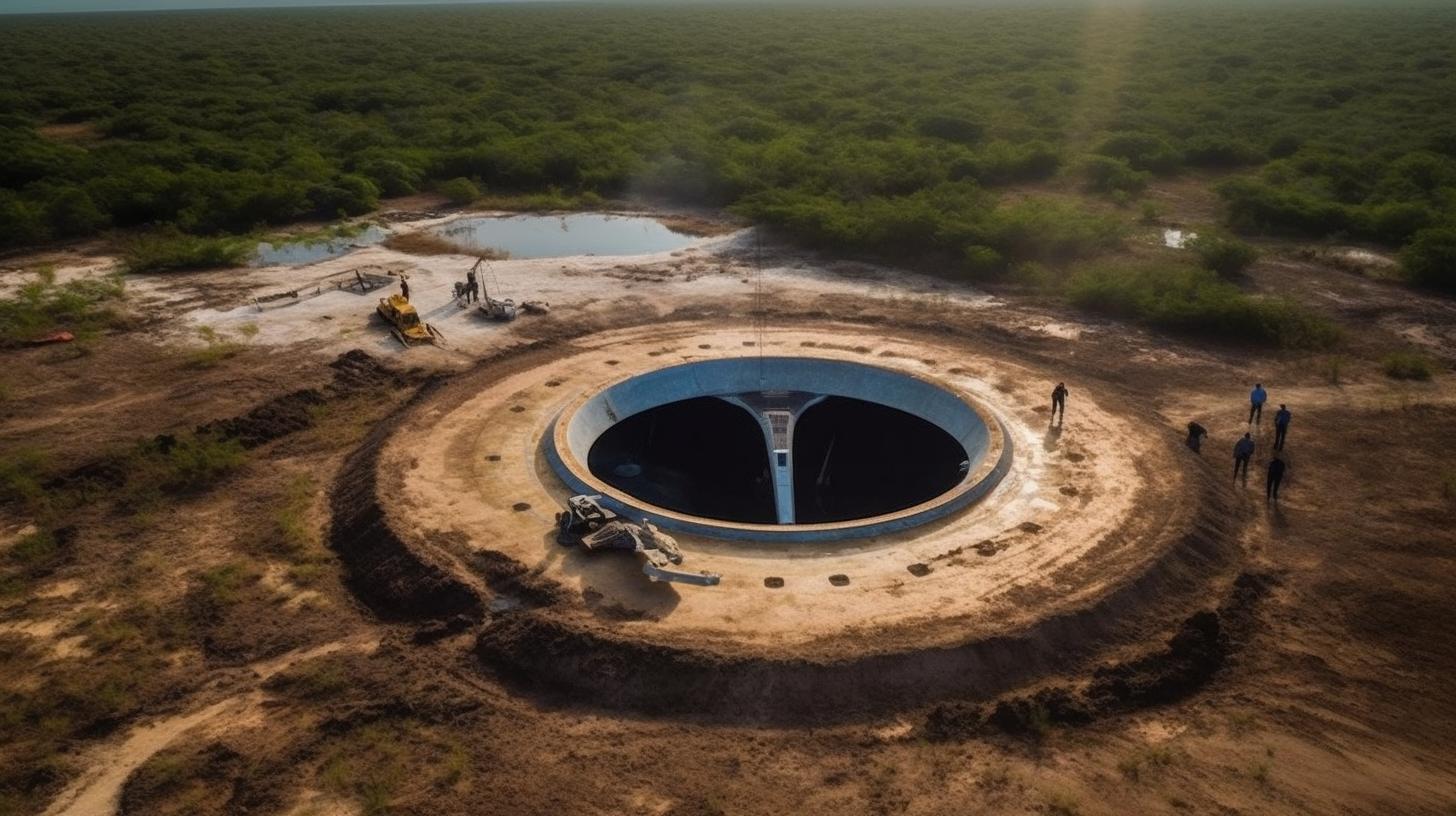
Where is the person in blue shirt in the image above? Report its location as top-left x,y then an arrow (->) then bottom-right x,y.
1233,432 -> 1255,482
1273,404 -> 1292,450
1248,383 -> 1268,424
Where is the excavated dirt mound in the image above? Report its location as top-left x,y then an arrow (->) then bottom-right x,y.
327,317 -> 1250,723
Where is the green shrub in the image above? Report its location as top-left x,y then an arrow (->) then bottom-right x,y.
1066,263 -> 1338,348
915,113 -> 985,145
437,177 -> 481,205
1400,228 -> 1456,293
981,198 -> 1126,264
1082,155 -> 1150,195
1381,351 -> 1436,381
1188,233 -> 1260,277
963,245 -> 1005,279
120,229 -> 251,274
1183,136 -> 1264,168
1096,132 -> 1182,174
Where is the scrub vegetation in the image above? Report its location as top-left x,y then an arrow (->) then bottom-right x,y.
0,3 -> 1452,342
0,268 -> 126,346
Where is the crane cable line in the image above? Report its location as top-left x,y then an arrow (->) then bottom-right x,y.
754,227 -> 766,387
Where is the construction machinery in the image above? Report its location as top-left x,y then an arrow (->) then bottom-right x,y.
556,495 -> 720,586
376,294 -> 443,347
468,257 -> 518,321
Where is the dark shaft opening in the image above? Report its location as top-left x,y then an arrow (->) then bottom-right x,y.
792,397 -> 967,524
588,397 -> 777,523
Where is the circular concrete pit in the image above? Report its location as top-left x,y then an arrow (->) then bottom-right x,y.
352,320 -> 1239,716
547,357 -> 1011,540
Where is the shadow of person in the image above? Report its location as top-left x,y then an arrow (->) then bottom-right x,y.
1043,424 -> 1063,452
1267,499 -> 1289,535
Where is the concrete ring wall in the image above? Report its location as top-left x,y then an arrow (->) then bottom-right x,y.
546,356 -> 1012,542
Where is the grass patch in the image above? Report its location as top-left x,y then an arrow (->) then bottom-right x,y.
1382,351 -> 1436,381
1066,262 -> 1339,349
655,214 -> 742,237
471,189 -> 606,213
272,656 -> 354,700
120,228 -> 252,274
0,448 -> 50,514
320,722 -> 412,816
139,433 -> 247,495
1118,745 -> 1178,782
0,268 -> 126,347
196,562 -> 261,611
274,474 -> 316,553
261,221 -> 370,248
381,231 -> 504,258
7,528 -> 62,571
185,326 -> 244,369
1044,790 -> 1081,816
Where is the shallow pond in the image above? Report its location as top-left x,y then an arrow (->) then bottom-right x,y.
252,225 -> 390,267
432,214 -> 696,259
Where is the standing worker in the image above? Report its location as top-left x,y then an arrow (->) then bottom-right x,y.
400,276 -> 410,303
1248,383 -> 1268,425
1273,404 -> 1292,450
1233,432 -> 1255,483
1186,421 -> 1208,454
466,267 -> 480,304
1051,382 -> 1068,424
1266,454 -> 1287,502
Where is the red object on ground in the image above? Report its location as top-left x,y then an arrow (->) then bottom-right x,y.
31,331 -> 75,345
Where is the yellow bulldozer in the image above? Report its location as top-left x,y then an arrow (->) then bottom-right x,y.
376,294 -> 443,347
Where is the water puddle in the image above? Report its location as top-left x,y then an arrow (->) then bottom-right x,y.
432,213 -> 696,259
252,225 -> 390,267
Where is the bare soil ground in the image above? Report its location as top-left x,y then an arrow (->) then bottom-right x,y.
1,212 -> 1454,816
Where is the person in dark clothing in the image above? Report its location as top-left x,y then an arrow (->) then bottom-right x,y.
1186,421 -> 1208,453
1051,382 -> 1068,424
1248,383 -> 1267,424
1273,404 -> 1292,450
400,278 -> 410,302
466,269 -> 480,303
1266,454 -> 1287,501
1233,432 -> 1255,482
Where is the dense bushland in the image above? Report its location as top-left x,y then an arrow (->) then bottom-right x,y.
1065,263 -> 1339,349
0,4 -> 1451,274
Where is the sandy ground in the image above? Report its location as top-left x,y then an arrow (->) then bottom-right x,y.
2,208 -> 1455,816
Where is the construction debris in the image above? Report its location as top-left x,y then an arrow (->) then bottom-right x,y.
555,495 -> 720,586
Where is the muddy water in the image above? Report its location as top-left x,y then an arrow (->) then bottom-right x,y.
432,213 -> 695,259
251,225 -> 390,267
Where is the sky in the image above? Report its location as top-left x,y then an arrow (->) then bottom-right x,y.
0,0 -> 544,13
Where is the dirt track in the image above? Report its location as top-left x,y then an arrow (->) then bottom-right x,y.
3,219 -> 1456,815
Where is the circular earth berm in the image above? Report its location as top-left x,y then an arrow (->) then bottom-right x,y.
345,320 -> 1240,719
546,356 -> 1011,542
